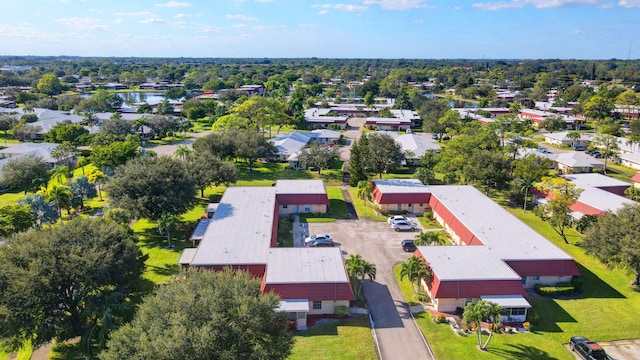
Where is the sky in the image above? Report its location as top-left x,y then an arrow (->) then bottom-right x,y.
1,0 -> 639,59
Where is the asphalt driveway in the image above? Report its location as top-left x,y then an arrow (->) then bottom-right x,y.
307,217 -> 435,360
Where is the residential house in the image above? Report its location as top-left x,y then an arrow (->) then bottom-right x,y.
304,108 -> 348,129
269,130 -> 341,169
618,152 -> 640,170
0,142 -> 73,168
372,180 -> 579,317
179,180 -> 352,330
552,152 -> 604,174
238,84 -> 265,97
543,131 -> 592,147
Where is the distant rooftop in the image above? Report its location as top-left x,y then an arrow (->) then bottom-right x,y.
265,248 -> 350,284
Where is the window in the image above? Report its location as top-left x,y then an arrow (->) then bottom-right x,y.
304,206 -> 311,212
419,203 -> 423,207
282,205 -> 288,209
312,301 -> 322,310
531,276 -> 540,281
511,308 -> 526,316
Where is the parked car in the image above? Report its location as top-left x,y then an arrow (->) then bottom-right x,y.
537,147 -> 551,154
388,215 -> 409,224
572,144 -> 586,151
304,234 -> 332,245
306,238 -> 336,247
401,239 -> 417,252
569,336 -> 612,360
391,220 -> 417,232
592,151 -> 602,158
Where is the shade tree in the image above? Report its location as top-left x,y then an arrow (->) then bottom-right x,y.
534,176 -> 583,243
0,155 -> 51,194
297,142 -> 341,175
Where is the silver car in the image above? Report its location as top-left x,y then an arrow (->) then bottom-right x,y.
391,220 -> 417,232
304,234 -> 332,245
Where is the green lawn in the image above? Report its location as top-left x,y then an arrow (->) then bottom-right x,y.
346,187 -> 387,221
393,203 -> 640,360
0,190 -> 24,207
327,186 -> 350,218
235,161 -> 344,187
287,315 -> 376,360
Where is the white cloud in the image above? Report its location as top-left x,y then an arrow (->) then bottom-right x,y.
200,25 -> 222,33
115,11 -> 155,17
155,1 -> 190,7
319,9 -> 329,14
175,13 -> 190,18
114,18 -> 125,24
335,4 -> 368,11
473,0 -> 602,10
453,5 -> 463,9
56,17 -> 109,31
619,0 -> 640,7
362,0 -> 430,9
298,23 -> 318,28
139,17 -> 167,24
226,14 -> 258,21
233,23 -> 249,28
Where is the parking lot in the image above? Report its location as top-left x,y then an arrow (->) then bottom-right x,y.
304,216 -> 436,360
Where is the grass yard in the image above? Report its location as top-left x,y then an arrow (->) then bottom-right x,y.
327,186 -> 350,218
346,187 -> 387,221
394,202 -> 640,360
277,216 -> 294,247
235,161 -> 344,187
287,315 -> 376,360
0,190 -> 24,207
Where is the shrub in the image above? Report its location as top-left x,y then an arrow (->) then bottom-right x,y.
335,306 -> 349,318
534,283 -> 575,296
433,314 -> 447,323
571,275 -> 584,291
527,308 -> 540,324
523,321 -> 531,330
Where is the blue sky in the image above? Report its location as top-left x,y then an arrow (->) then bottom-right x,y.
1,0 -> 639,59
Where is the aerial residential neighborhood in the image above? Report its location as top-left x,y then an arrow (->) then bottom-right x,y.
1,2 -> 640,360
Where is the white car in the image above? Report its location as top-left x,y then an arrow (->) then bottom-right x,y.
387,215 -> 409,224
391,220 -> 417,232
304,234 -> 332,245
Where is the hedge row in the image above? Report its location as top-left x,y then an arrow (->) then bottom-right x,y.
534,283 -> 575,296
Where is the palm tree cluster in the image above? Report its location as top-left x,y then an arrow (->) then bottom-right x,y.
400,255 -> 432,295
344,254 -> 376,301
462,300 -> 503,351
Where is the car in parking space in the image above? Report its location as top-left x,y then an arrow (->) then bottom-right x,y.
569,336 -> 612,360
537,147 -> 551,154
306,238 -> 336,247
391,220 -> 418,232
304,234 -> 332,245
388,215 -> 409,224
401,239 -> 417,252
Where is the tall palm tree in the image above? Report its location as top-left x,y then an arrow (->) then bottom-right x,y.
345,254 -> 366,300
86,167 -> 105,201
45,184 -> 73,223
568,131 -> 581,149
400,255 -> 432,293
50,165 -> 70,184
414,231 -> 448,246
157,212 -> 177,249
174,144 -> 192,161
76,156 -> 88,176
462,300 -> 503,351
362,261 -> 376,282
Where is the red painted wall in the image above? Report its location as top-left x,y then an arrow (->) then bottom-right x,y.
276,193 -> 330,206
505,259 -> 580,277
262,283 -> 355,301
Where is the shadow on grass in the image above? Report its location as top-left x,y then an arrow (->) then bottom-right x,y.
526,294 -> 576,332
293,315 -> 370,337
572,261 -> 625,299
147,263 -> 181,277
329,199 -> 350,218
490,343 -> 557,360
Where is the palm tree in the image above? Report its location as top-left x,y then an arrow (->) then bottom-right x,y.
157,212 -> 177,249
568,131 -> 581,149
362,261 -> 376,282
45,184 -> 73,223
76,156 -> 88,175
414,231 -> 448,246
400,255 -> 432,293
462,300 -> 503,351
357,181 -> 372,202
174,144 -> 192,161
50,165 -> 70,184
86,167 -> 105,201
345,254 -> 377,300
82,110 -> 98,134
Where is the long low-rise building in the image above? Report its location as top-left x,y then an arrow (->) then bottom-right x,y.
180,180 -> 351,330
372,179 -> 580,319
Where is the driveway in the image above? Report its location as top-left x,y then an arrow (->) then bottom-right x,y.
306,217 -> 435,360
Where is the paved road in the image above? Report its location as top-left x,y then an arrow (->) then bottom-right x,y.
306,218 -> 435,360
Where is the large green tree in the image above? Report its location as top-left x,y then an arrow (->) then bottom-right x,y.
0,204 -> 34,237
100,268 -> 293,360
90,141 -> 140,170
534,176 -> 583,243
0,115 -> 17,143
44,121 -> 89,144
462,150 -> 510,195
0,155 -> 51,194
365,133 -> 404,178
0,218 -> 144,347
297,142 -> 341,174
36,73 -> 63,95
513,154 -> 552,210
348,135 -> 369,187
105,156 -> 197,219
187,151 -> 238,197
583,203 -> 640,285
234,130 -> 278,171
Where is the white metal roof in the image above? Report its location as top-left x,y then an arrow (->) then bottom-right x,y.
417,246 -> 522,281
264,247 -> 350,284
374,179 -> 430,194
177,248 -> 198,265
189,218 -> 211,241
481,295 -> 531,308
395,133 -> 441,158
429,185 -> 574,261
276,179 -> 326,194
277,299 -> 310,312
562,174 -> 635,214
561,173 -> 630,189
190,187 -> 277,266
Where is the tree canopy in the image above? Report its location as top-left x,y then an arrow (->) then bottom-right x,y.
100,268 -> 293,360
0,218 -> 144,346
0,154 -> 51,194
105,156 -> 197,219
